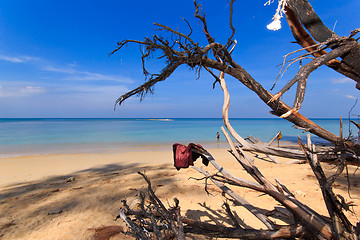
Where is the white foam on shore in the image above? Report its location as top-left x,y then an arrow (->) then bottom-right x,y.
144,118 -> 174,121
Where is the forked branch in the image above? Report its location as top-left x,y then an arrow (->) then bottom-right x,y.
111,1 -> 360,153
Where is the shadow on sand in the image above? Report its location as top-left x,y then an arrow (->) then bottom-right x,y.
0,162 -> 184,239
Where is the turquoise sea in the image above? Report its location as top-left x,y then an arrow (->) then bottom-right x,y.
0,118 -> 357,158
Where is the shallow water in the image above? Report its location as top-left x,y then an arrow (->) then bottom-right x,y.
0,118 -> 357,157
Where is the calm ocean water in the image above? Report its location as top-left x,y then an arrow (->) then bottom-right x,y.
0,118 -> 357,157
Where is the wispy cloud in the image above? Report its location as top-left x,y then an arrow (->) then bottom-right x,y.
42,65 -> 133,83
68,62 -> 77,67
0,81 -> 128,100
42,66 -> 77,74
72,85 -> 129,96
0,54 -> 133,83
0,53 -> 132,105
331,78 -> 354,84
0,55 -> 39,63
345,94 -> 357,100
0,84 -> 45,97
50,84 -> 129,97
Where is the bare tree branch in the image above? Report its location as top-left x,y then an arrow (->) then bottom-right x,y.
111,1 -> 360,153
270,40 -> 358,118
285,1 -> 360,89
115,2 -> 360,239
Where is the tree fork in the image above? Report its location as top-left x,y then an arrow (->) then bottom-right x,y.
286,0 -> 360,89
201,57 -> 358,151
112,1 -> 360,154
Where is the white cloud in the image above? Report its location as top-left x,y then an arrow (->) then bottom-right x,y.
57,85 -> 129,97
68,62 -> 77,67
42,66 -> 76,74
331,78 -> 354,84
0,84 -> 45,97
0,55 -> 39,63
64,72 -> 125,82
345,94 -> 357,100
0,81 -> 127,101
42,65 -> 133,83
21,86 -> 45,94
0,53 -> 132,83
0,55 -> 23,63
0,54 -> 133,105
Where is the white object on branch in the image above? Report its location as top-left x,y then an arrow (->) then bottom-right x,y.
265,0 -> 288,31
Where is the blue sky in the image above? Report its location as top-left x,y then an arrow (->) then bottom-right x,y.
0,0 -> 359,118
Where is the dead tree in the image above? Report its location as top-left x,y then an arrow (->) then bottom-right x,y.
110,0 -> 360,156
118,73 -> 360,239
118,73 -> 360,238
284,0 -> 360,90
113,1 -> 360,239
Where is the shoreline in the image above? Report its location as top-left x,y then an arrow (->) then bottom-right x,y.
0,141 -> 231,159
0,138 -> 304,159
0,140 -> 302,189
0,140 -> 308,189
0,144 -> 230,189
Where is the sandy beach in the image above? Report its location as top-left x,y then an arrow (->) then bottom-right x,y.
1,147 -> 360,239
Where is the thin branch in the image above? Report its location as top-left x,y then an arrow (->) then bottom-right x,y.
284,4 -> 360,85
298,135 -> 355,238
223,202 -> 241,228
114,61 -> 182,107
154,22 -> 198,47
194,1 -> 214,44
181,18 -> 193,38
225,0 -> 236,49
349,99 -> 358,137
191,149 -> 265,192
269,41 -> 357,115
193,166 -> 275,230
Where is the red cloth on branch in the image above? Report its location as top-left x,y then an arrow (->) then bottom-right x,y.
172,143 -> 209,170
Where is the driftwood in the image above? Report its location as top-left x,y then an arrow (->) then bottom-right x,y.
114,1 -> 360,239
219,69 -> 352,164
118,124 -> 358,239
118,61 -> 359,240
119,133 -> 358,239
267,131 -> 282,147
119,172 -> 309,239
